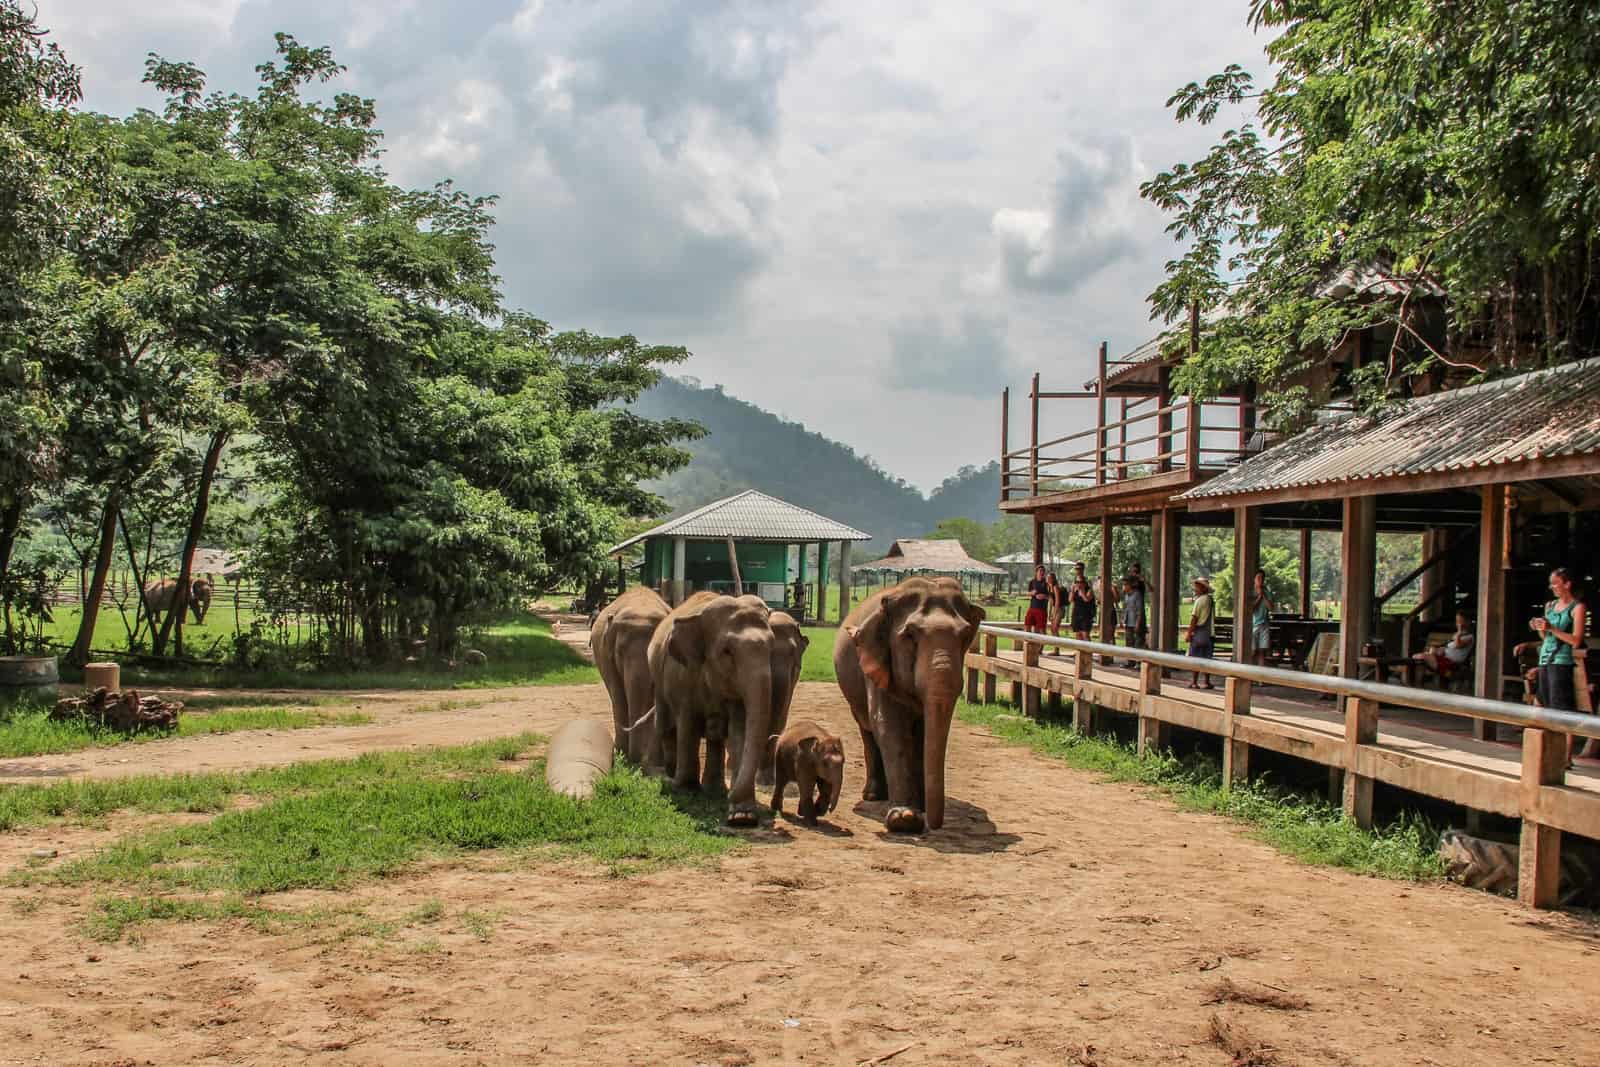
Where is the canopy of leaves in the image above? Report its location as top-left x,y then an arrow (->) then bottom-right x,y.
1143,0 -> 1600,425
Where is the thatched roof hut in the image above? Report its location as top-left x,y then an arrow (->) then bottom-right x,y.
852,539 -> 1006,577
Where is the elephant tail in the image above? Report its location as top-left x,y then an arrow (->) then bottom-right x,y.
621,705 -> 657,734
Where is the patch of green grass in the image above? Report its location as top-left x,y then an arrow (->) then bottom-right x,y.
958,698 -> 1446,881
12,737 -> 739,940
799,625 -> 839,683
0,735 -> 536,831
0,701 -> 370,758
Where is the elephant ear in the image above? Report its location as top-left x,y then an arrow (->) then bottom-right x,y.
846,598 -> 897,690
957,598 -> 987,647
666,602 -> 712,666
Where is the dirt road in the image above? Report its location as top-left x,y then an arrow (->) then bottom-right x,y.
0,682 -> 1596,1066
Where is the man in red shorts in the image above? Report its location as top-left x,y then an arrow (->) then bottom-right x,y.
1024,564 -> 1051,634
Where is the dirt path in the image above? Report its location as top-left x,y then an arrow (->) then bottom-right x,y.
0,682 -> 1597,1066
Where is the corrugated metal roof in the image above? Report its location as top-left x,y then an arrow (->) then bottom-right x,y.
853,539 -> 1006,576
1180,358 -> 1600,503
1316,263 -> 1445,300
609,490 -> 871,555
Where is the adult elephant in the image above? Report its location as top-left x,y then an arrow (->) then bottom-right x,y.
834,576 -> 984,833
648,591 -> 775,827
590,586 -> 670,766
143,578 -> 213,626
754,610 -> 809,787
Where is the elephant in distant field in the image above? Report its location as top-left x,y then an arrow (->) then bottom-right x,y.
755,610 -> 809,787
591,586 -> 670,765
834,576 -> 984,833
647,591 -> 775,827
142,577 -> 213,626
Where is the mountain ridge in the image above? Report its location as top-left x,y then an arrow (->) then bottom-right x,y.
628,376 -> 999,551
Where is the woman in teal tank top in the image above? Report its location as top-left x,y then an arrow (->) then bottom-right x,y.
1530,567 -> 1593,762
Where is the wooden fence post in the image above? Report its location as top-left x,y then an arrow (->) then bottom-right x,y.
1023,638 -> 1042,718
1222,677 -> 1251,788
983,633 -> 998,704
1518,727 -> 1566,908
1342,696 -> 1379,827
1137,661 -> 1168,755
966,628 -> 981,704
1073,647 -> 1093,734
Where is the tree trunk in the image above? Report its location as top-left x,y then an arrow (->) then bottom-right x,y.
154,430 -> 228,658
117,510 -> 149,643
67,487 -> 123,668
0,496 -> 23,652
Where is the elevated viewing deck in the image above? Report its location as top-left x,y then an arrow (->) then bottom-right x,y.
999,335 -> 1266,522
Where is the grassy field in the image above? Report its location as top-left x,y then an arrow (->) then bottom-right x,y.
0,695 -> 367,758
957,698 -> 1444,881
54,613 -> 601,692
6,735 -> 741,939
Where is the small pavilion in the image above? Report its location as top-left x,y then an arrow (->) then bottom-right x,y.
853,539 -> 1007,596
608,489 -> 871,622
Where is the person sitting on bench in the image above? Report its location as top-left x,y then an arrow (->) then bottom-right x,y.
1411,610 -> 1474,685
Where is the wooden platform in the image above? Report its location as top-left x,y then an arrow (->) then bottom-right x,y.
965,647 -> 1600,839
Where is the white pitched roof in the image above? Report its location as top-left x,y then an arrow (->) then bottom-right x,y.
609,489 -> 871,555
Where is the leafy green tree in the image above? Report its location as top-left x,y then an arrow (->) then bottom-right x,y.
1143,1 -> 1600,424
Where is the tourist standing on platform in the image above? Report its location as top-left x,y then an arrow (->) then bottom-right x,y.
1531,566 -> 1594,762
1128,562 -> 1150,650
1187,576 -> 1215,689
1045,571 -> 1064,653
1250,568 -> 1274,666
1120,573 -> 1146,666
1070,562 -> 1097,641
1024,565 -> 1051,635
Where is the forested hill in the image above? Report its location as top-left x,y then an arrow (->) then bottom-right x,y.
628,377 -> 999,548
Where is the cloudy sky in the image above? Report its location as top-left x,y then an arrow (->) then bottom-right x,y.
45,1 -> 1264,490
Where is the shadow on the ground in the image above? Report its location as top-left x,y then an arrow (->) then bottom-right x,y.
857,796 -> 1022,855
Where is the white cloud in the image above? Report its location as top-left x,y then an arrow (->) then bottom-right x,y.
39,0 -> 1264,491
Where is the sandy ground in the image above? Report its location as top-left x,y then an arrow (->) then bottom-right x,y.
0,681 -> 1597,1066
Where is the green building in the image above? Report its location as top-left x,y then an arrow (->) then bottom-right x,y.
609,490 -> 871,622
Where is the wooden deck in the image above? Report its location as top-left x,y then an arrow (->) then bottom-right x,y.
965,646 -> 1600,839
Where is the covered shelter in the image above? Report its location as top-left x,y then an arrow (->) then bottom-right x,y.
852,539 -> 1006,597
608,489 -> 871,622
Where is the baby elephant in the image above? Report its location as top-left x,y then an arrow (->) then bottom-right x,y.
770,721 -> 846,825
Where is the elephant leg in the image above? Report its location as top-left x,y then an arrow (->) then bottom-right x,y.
796,765 -> 818,825
727,711 -> 745,787
672,707 -> 701,791
702,713 -> 727,796
599,664 -> 630,760
869,692 -> 924,833
622,663 -> 655,767
857,724 -> 887,802
770,756 -> 789,814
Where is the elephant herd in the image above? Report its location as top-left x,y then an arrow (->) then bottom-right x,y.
591,576 -> 984,834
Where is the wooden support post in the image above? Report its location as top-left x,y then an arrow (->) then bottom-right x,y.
1474,485 -> 1509,741
1342,696 -> 1378,828
1418,528 -> 1443,623
1010,678 -> 1023,706
837,540 -> 851,622
817,541 -> 830,622
672,536 -> 687,606
1029,372 -> 1041,497
1117,397 -> 1128,481
1000,387 -> 1011,503
1298,528 -> 1313,619
1072,647 -> 1093,732
1185,303 -> 1201,471
1032,517 -> 1044,567
725,537 -> 742,594
1222,677 -> 1251,788
1156,364 -> 1173,473
1095,342 -> 1108,485
1339,496 -> 1376,679
1023,639 -> 1042,718
966,627 -> 980,704
1233,505 -> 1261,665
1157,510 -> 1181,654
1518,727 -> 1567,908
1099,516 -> 1116,664
983,633 -> 998,704
1136,662 -> 1167,755
1238,381 -> 1257,457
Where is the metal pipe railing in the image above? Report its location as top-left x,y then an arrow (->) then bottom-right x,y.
978,623 -> 1600,741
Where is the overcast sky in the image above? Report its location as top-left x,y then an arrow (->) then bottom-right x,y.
45,1 -> 1264,491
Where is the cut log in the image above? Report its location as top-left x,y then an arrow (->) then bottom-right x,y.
52,687 -> 182,731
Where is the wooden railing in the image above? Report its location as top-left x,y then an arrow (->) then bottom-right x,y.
998,370 -> 1261,502
965,624 -> 1600,909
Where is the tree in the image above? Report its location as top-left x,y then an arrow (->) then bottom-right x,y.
1142,1 -> 1600,426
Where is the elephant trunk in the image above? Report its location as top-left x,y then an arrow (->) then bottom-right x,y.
923,697 -> 954,830
824,760 -> 845,813
729,670 -> 773,811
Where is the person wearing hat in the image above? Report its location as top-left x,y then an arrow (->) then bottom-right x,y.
1186,576 -> 1215,689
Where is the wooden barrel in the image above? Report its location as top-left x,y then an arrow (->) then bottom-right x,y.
0,655 -> 60,708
